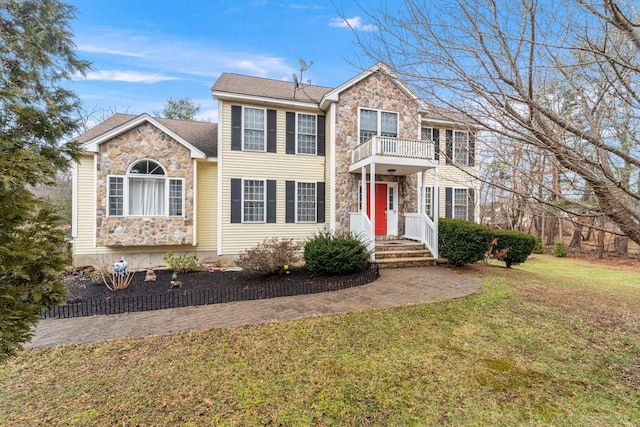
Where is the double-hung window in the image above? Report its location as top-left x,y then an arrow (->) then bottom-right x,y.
454,131 -> 470,165
108,159 -> 183,217
242,179 -> 265,222
296,181 -> 316,222
243,107 -> 265,151
453,188 -> 469,220
359,109 -> 398,142
297,113 -> 316,154
424,186 -> 434,217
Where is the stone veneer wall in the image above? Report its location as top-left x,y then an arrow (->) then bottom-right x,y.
334,70 -> 420,235
96,123 -> 194,247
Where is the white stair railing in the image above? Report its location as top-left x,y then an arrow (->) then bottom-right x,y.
350,212 -> 376,261
404,213 -> 438,259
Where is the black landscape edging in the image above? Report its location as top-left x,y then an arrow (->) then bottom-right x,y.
42,265 -> 380,319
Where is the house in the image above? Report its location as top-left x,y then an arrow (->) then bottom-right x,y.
72,63 -> 478,268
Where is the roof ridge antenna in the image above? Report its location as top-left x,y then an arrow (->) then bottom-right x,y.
293,58 -> 313,99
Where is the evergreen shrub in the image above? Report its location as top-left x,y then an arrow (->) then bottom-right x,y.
492,230 -> 537,268
438,218 -> 494,266
304,232 -> 370,275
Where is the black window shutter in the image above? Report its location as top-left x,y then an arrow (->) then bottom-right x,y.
286,112 -> 296,154
231,106 -> 242,151
231,178 -> 242,223
445,187 -> 453,219
267,180 -> 277,223
445,130 -> 453,165
433,128 -> 440,161
468,188 -> 475,222
317,115 -> 326,156
267,109 -> 277,153
316,182 -> 325,223
468,132 -> 476,166
286,180 -> 295,223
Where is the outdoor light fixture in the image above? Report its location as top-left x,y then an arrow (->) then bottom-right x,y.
387,168 -> 396,175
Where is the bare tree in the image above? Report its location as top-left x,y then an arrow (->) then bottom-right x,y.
355,0 -> 640,245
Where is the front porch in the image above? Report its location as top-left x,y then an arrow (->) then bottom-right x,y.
348,135 -> 440,262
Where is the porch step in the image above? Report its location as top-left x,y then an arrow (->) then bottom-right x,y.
376,256 -> 436,269
375,239 -> 435,268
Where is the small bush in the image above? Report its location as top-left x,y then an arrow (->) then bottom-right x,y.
532,236 -> 544,254
553,242 -> 568,257
304,231 -> 370,275
163,251 -> 199,273
491,230 -> 537,268
236,237 -> 301,275
439,218 -> 494,266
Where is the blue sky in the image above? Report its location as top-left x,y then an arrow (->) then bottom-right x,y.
66,0 -> 392,124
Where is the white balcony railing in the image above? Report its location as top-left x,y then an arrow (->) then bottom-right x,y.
352,136 -> 435,164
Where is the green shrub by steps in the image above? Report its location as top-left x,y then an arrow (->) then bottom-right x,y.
438,218 -> 494,266
304,232 -> 370,275
492,230 -> 537,268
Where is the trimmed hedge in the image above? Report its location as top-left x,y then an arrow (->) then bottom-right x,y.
304,231 -> 370,275
439,219 -> 537,267
492,230 -> 537,268
439,218 -> 494,266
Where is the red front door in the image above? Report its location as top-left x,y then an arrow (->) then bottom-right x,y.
366,183 -> 388,236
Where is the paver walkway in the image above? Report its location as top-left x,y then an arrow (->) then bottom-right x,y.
26,266 -> 480,348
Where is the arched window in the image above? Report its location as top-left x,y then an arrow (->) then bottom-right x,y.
107,159 -> 184,217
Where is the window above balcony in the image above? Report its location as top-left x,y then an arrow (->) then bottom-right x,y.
359,108 -> 398,143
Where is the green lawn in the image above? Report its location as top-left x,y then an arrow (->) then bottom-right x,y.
1,255 -> 639,426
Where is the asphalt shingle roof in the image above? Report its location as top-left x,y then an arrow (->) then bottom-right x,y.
75,114 -> 218,157
211,72 -> 332,104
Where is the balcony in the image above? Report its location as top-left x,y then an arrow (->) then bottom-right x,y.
350,136 -> 438,175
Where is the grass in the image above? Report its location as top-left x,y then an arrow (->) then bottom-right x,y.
1,255 -> 639,425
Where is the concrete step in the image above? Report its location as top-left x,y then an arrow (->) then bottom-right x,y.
376,249 -> 433,259
375,241 -> 426,252
376,256 -> 436,269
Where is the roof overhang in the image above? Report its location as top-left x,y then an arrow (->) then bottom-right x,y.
211,91 -> 322,111
82,114 -> 207,159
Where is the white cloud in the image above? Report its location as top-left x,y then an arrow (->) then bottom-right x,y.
77,44 -> 147,58
329,16 -> 377,31
80,70 -> 179,84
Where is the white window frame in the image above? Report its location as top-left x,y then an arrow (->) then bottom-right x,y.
454,131 -> 470,166
168,178 -> 185,217
358,108 -> 399,143
242,107 -> 267,152
453,188 -> 469,220
296,113 -> 317,155
107,175 -> 124,217
421,127 -> 434,141
106,159 -> 184,218
424,186 -> 434,217
241,178 -> 266,223
295,181 -> 317,223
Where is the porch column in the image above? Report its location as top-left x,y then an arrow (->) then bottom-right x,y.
370,162 -> 376,261
361,166 -> 367,219
417,171 -> 423,215
433,167 -> 439,259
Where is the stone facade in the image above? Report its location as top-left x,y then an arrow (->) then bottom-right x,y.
95,123 -> 194,247
333,70 -> 420,235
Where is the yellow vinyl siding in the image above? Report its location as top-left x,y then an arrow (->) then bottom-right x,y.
73,155 -> 96,255
420,126 -> 479,219
219,101 -> 326,255
196,161 -> 217,251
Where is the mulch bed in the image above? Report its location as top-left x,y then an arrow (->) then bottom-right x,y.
45,266 -> 379,319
